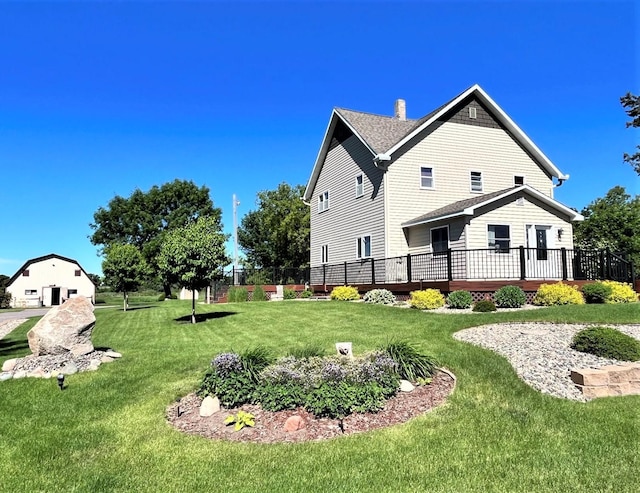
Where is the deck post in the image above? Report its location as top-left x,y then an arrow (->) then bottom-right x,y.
322,264 -> 326,285
407,254 -> 412,283
446,249 -> 453,281
561,247 -> 568,280
344,262 -> 348,285
519,246 -> 526,280
371,258 -> 376,284
599,250 -> 606,279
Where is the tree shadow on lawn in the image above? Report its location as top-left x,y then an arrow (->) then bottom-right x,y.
0,338 -> 30,358
174,312 -> 236,324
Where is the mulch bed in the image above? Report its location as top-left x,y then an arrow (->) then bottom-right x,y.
166,369 -> 456,444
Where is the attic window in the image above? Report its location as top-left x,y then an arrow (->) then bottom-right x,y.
469,107 -> 477,119
514,175 -> 525,186
23,270 -> 29,277
75,270 -> 81,277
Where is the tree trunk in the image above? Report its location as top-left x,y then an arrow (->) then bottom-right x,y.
123,291 -> 128,312
191,291 -> 196,324
163,283 -> 172,299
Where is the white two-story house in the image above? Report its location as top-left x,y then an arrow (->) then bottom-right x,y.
304,84 -> 583,286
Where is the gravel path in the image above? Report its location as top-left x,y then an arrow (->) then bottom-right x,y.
0,319 -> 28,340
454,323 -> 640,401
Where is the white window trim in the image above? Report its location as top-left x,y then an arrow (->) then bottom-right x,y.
317,190 -> 330,213
429,225 -> 449,255
470,171 -> 483,193
420,166 -> 435,190
487,224 -> 511,253
356,234 -> 372,259
321,244 -> 329,264
355,174 -> 364,198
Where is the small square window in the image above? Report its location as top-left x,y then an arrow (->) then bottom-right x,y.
469,107 -> 477,119
420,167 -> 434,189
514,175 -> 524,186
75,270 -> 81,277
471,171 -> 483,192
23,270 -> 29,277
355,174 -> 364,198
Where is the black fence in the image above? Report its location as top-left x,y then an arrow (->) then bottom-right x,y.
223,248 -> 634,287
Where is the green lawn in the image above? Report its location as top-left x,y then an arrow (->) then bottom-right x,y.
1,301 -> 639,492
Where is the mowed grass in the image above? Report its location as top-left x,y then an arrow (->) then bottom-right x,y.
1,301 -> 639,492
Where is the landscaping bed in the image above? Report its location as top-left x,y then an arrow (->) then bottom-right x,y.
167,369 -> 455,443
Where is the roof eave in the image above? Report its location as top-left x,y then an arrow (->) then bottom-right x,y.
303,110 -> 376,202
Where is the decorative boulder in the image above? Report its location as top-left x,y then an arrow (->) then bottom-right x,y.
27,297 -> 96,357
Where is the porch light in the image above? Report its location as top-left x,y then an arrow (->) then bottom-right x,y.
57,373 -> 65,390
557,228 -> 564,240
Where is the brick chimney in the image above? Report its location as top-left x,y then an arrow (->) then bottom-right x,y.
394,99 -> 406,121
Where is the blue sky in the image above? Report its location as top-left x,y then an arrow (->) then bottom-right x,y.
0,0 -> 638,277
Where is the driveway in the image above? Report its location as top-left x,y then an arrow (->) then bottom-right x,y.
0,308 -> 50,322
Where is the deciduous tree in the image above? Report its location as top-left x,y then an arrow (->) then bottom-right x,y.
157,216 -> 229,323
102,244 -> 148,311
237,183 -> 309,269
90,180 -> 222,295
574,186 -> 640,269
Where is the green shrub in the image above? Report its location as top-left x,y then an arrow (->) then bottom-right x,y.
581,282 -> 613,304
446,290 -> 473,309
94,297 -> 106,305
300,289 -> 313,298
494,285 -> 527,308
330,286 -> 360,301
363,289 -> 396,305
197,347 -> 272,407
157,293 -> 167,302
251,285 -> 268,302
571,326 -> 640,361
533,282 -> 584,306
472,299 -> 497,312
227,286 -> 248,303
409,289 -> 445,310
283,288 -> 297,300
0,292 -> 12,309
378,340 -> 438,381
601,281 -> 639,304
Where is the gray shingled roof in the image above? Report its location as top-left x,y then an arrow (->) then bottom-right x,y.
335,90 -> 464,154
402,187 -> 518,226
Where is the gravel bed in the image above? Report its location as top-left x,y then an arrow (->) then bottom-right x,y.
0,319 -> 27,339
454,323 -> 640,401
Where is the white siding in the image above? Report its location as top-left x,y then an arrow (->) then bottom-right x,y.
7,257 -> 95,307
309,135 -> 385,267
386,121 -> 555,257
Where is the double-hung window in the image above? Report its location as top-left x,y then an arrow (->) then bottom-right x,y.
321,245 -> 329,264
318,191 -> 329,213
470,171 -> 483,192
420,167 -> 434,189
356,235 -> 372,259
488,225 -> 510,253
430,226 -> 449,255
355,174 -> 364,198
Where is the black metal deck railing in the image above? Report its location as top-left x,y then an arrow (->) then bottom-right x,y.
222,247 -> 634,286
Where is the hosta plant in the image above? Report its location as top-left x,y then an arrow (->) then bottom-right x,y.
363,289 -> 396,305
224,411 -> 255,431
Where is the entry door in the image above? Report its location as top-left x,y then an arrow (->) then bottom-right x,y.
42,287 -> 52,307
526,225 -> 552,278
51,287 -> 61,305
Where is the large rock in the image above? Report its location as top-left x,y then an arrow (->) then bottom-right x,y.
27,297 -> 96,357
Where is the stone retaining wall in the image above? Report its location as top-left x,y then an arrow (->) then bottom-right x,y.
571,363 -> 640,398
